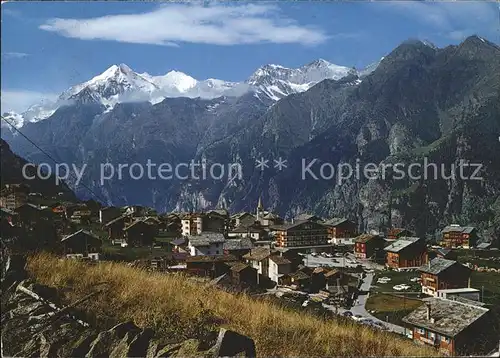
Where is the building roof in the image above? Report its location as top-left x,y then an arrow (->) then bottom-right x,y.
262,212 -> 280,220
232,212 -> 254,219
124,219 -> 148,231
387,228 -> 412,237
418,257 -> 461,275
271,219 -> 324,231
185,254 -> 238,263
323,218 -> 350,227
104,215 -> 127,227
0,207 -> 16,216
437,288 -> 479,294
223,237 -> 253,251
188,232 -> 225,246
229,262 -> 252,273
402,297 -> 489,337
435,248 -> 452,257
442,225 -> 476,234
15,203 -> 43,211
384,237 -> 422,253
324,269 -> 341,278
476,242 -> 492,249
355,234 -> 380,243
269,255 -> 291,265
61,229 -> 100,242
290,270 -> 311,280
207,209 -> 229,217
243,247 -> 271,261
172,238 -> 186,246
294,213 -> 321,222
230,224 -> 264,234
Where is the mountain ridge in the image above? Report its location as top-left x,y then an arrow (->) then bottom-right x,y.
2,58 -> 377,129
3,36 -> 499,239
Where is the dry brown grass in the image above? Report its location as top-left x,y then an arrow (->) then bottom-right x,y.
27,253 -> 439,357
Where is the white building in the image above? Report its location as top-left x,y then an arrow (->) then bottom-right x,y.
187,232 -> 225,256
437,288 -> 481,302
182,214 -> 203,236
268,256 -> 292,284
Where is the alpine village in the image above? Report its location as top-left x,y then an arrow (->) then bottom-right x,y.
1,169 -> 499,356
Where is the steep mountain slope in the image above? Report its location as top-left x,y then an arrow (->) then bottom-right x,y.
3,36 -> 499,238
0,139 -> 76,199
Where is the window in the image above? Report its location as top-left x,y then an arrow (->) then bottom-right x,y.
416,328 -> 425,335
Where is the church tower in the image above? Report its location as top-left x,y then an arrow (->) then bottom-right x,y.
256,196 -> 264,222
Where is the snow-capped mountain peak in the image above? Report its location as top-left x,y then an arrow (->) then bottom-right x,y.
141,70 -> 198,93
4,58 -> 373,129
246,59 -> 355,101
62,63 -> 159,103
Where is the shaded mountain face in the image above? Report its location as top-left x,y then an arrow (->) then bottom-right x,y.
3,36 -> 500,238
0,139 -> 76,200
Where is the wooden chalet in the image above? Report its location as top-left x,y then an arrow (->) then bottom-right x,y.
441,225 -> 478,249
185,254 -> 239,278
104,215 -> 128,242
229,262 -> 258,286
387,228 -> 413,241
419,258 -> 471,297
273,220 -> 329,248
123,219 -> 155,246
403,298 -> 493,356
384,236 -> 428,270
61,229 -> 102,260
354,234 -> 385,259
99,206 -> 122,224
323,218 -> 357,241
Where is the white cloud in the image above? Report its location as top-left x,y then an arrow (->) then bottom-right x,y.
39,3 -> 328,46
1,90 -> 58,113
2,52 -> 30,59
382,1 -> 498,40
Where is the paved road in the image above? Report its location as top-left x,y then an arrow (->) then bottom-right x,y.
349,273 -> 406,335
299,254 -> 406,335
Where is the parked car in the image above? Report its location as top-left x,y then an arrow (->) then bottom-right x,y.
351,314 -> 364,321
311,252 -> 318,257
342,311 -> 353,317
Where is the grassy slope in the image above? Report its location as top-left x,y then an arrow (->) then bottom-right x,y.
27,254 -> 438,357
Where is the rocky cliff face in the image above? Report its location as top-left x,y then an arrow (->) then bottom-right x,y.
4,36 -> 500,238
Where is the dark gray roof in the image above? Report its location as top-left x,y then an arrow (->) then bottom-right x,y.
384,237 -> 422,253
476,242 -> 491,249
172,238 -> 186,246
323,217 -> 349,226
419,257 -> 457,275
61,229 -> 100,242
223,237 -> 253,251
269,255 -> 291,265
243,247 -> 271,261
403,298 -> 488,337
0,207 -> 16,215
436,248 -> 452,256
230,224 -> 264,234
104,215 -> 127,227
229,262 -> 251,273
188,232 -> 225,246
294,213 -> 321,222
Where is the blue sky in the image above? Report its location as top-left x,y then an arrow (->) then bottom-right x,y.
2,1 -> 499,113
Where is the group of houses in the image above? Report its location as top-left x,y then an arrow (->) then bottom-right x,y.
2,184 -> 498,355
